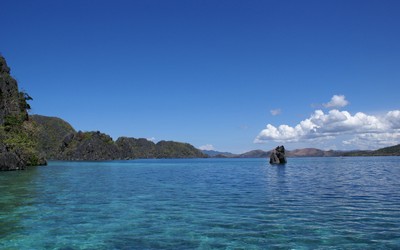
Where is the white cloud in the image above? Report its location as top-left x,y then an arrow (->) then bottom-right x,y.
323,95 -> 349,108
386,110 -> 400,128
146,137 -> 156,142
270,109 -> 282,116
343,132 -> 400,149
254,109 -> 400,149
199,144 -> 215,151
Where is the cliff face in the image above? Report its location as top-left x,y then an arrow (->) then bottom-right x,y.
0,56 -> 45,170
0,56 -> 28,125
116,137 -> 156,159
53,131 -> 208,160
0,142 -> 25,170
57,131 -> 120,161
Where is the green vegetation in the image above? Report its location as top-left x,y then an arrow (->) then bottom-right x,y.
343,144 -> 400,156
116,137 -> 156,159
0,55 -> 45,169
156,140 -> 206,158
0,115 -> 45,167
374,144 -> 400,155
19,91 -> 33,111
30,115 -> 76,159
57,133 -> 208,160
57,131 -> 120,161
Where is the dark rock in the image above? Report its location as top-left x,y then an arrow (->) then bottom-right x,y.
0,55 -> 44,170
0,152 -> 25,170
62,133 -> 75,147
270,145 -> 287,164
0,144 -> 25,170
0,55 -> 28,125
53,133 -> 208,161
0,57 -> 11,74
56,131 -> 120,161
116,137 -> 156,159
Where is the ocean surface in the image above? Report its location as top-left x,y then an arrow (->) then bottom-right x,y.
1,157 -> 400,249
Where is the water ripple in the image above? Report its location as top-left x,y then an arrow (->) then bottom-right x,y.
0,157 -> 399,249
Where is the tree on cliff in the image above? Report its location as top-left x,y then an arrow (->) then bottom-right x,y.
0,55 -> 46,170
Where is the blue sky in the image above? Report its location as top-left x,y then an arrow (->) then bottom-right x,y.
1,0 -> 399,153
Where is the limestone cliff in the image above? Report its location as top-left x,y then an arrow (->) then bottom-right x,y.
0,56 -> 28,125
0,55 -> 46,170
116,137 -> 156,159
57,131 -> 120,161
54,132 -> 208,160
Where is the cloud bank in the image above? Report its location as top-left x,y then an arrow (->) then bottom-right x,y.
255,96 -> 400,149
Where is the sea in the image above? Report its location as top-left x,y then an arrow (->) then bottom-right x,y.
1,157 -> 399,249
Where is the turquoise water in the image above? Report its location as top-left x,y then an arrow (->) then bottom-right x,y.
1,157 -> 400,249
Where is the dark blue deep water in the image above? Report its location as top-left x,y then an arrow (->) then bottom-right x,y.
1,157 -> 400,249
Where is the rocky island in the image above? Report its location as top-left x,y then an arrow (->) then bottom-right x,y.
269,145 -> 287,164
0,55 -> 207,170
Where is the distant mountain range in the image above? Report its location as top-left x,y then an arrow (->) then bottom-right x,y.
201,150 -> 236,157
202,144 -> 400,158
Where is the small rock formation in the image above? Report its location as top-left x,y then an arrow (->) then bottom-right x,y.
0,143 -> 25,170
269,145 -> 287,164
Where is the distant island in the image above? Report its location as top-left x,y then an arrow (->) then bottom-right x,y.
202,144 -> 400,158
31,115 -> 207,161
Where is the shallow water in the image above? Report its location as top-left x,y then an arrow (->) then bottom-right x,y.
1,157 -> 400,249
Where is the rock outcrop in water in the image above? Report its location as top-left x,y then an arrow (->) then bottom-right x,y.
269,145 -> 287,164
